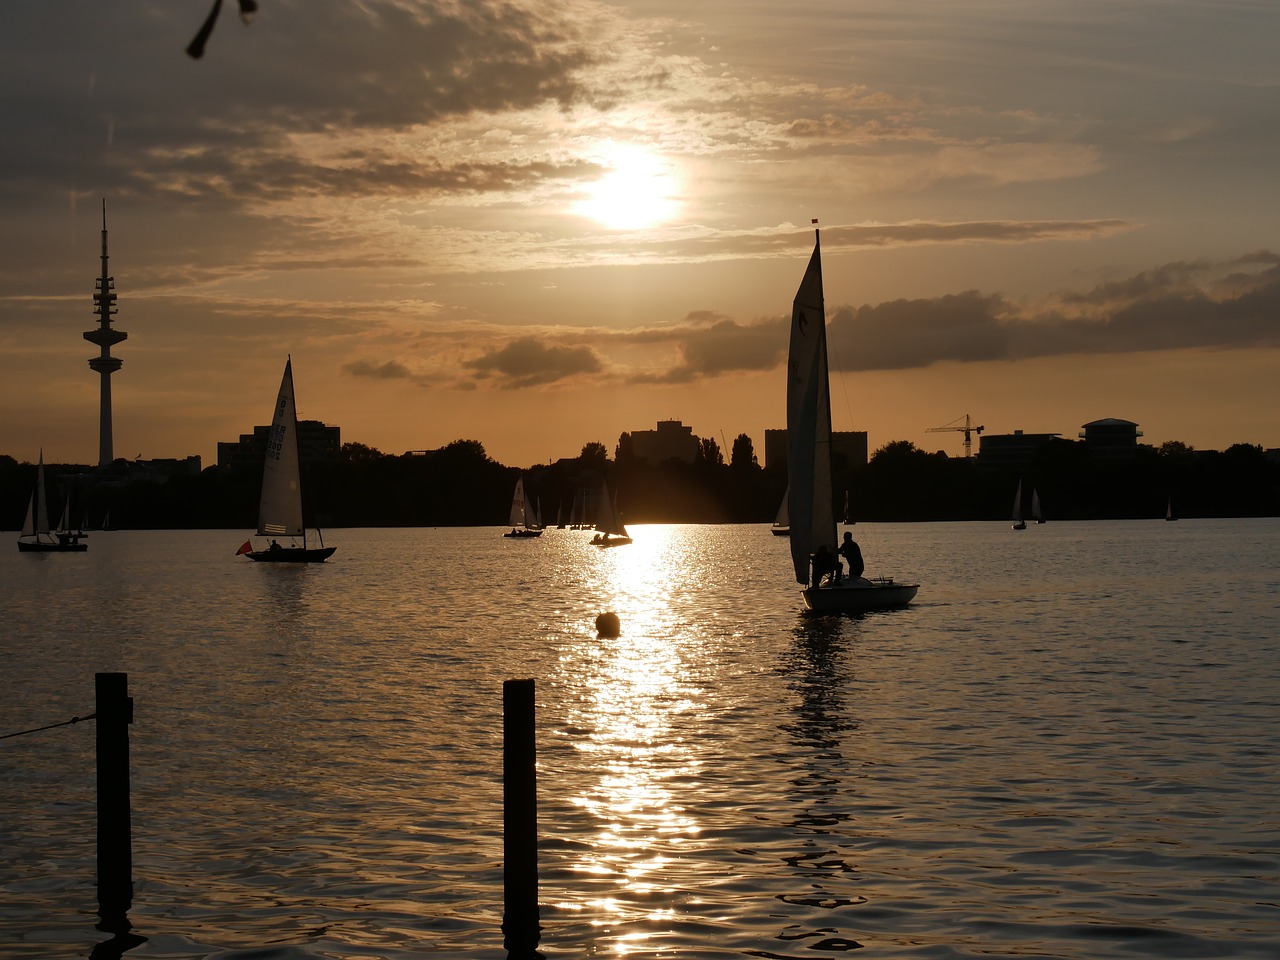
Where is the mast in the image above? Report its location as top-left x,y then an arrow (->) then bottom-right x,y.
83,200 -> 127,467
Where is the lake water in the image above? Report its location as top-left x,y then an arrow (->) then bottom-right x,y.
2,520 -> 1278,959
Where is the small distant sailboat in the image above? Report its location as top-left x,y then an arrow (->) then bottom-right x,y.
841,489 -> 855,525
236,357 -> 336,562
771,486 -> 790,536
591,480 -> 632,547
785,226 -> 917,612
1165,496 -> 1179,521
503,476 -> 544,538
17,453 -> 87,552
1031,488 -> 1045,524
1012,479 -> 1027,530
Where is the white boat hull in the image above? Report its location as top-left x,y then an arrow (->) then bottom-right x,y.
802,577 -> 919,613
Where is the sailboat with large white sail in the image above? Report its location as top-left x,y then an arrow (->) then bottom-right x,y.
786,227 -> 916,612
236,358 -> 336,562
503,476 -> 544,537
17,452 -> 87,552
591,480 -> 632,547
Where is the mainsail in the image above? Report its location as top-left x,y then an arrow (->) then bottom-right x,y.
257,358 -> 305,537
785,232 -> 834,584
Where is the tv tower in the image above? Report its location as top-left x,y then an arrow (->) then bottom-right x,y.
84,200 -> 127,467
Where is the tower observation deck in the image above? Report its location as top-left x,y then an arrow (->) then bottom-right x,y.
84,200 -> 127,467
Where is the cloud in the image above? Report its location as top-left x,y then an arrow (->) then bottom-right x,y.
463,335 -> 603,387
825,254 -> 1280,371
344,359 -> 412,380
623,312 -> 785,383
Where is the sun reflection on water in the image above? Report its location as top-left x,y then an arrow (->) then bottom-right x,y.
552,525 -> 709,950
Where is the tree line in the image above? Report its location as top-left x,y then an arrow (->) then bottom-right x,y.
2,434 -> 1277,531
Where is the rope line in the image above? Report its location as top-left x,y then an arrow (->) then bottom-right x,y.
1,713 -> 96,741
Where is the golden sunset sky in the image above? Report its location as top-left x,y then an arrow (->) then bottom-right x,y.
2,0 -> 1277,467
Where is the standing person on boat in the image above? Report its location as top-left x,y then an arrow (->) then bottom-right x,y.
838,531 -> 863,581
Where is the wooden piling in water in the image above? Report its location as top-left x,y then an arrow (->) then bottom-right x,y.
502,678 -> 541,958
95,672 -> 134,932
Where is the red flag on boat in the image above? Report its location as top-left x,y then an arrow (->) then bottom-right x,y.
236,540 -> 253,555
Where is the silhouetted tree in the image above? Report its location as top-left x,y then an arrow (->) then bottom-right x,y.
341,441 -> 385,462
730,433 -> 757,469
697,437 -> 723,466
579,441 -> 609,466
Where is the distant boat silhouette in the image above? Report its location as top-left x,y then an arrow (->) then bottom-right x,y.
17,452 -> 87,552
237,358 -> 336,562
1012,479 -> 1026,530
591,480 -> 631,547
503,476 -> 543,538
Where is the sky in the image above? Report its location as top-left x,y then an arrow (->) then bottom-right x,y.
1,0 -> 1277,469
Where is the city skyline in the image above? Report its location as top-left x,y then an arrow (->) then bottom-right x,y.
2,2 -> 1278,469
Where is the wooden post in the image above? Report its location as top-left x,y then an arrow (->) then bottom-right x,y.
95,672 -> 134,933
502,678 -> 541,958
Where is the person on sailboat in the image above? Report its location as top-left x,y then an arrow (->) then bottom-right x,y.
838,531 -> 863,581
811,544 -> 837,588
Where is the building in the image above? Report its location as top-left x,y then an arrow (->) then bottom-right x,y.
217,420 -> 341,469
976,430 -> 1062,468
627,420 -> 699,464
763,429 -> 868,471
1079,418 -> 1142,459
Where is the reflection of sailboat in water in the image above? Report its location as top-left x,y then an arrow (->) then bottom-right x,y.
590,480 -> 631,547
237,358 -> 336,562
786,226 -> 917,612
503,476 -> 543,537
776,618 -> 866,930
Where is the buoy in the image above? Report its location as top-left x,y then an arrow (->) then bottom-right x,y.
595,611 -> 620,637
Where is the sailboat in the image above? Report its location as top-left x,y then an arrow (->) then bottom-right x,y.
236,358 -> 336,562
1031,488 -> 1045,524
503,476 -> 543,537
17,453 -> 87,552
1165,496 -> 1179,521
590,480 -> 632,547
771,486 -> 790,535
786,228 -> 917,612
841,489 -> 855,525
1011,479 -> 1027,530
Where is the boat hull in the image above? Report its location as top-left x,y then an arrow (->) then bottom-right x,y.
503,529 -> 543,538
592,536 -> 632,548
17,539 -> 88,553
802,577 -> 918,613
247,547 -> 336,563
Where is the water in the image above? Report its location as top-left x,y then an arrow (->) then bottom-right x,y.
2,520 -> 1278,959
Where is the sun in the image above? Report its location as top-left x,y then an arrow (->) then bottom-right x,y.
571,144 -> 680,230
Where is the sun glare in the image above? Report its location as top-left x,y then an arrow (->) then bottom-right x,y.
571,144 -> 679,230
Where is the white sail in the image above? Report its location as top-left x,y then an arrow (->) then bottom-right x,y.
257,358 -> 305,537
1012,479 -> 1023,522
1031,488 -> 1042,521
595,480 -> 628,538
508,477 -> 528,527
23,454 -> 51,537
786,232 -> 834,585
775,486 -> 790,527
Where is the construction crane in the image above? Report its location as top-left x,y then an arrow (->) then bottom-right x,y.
927,414 -> 984,458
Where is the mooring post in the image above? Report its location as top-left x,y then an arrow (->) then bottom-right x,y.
502,678 -> 541,958
95,672 -> 134,933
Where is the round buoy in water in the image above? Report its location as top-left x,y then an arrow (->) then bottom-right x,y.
595,611 -> 620,637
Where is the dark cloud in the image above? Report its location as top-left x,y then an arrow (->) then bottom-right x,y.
0,1 -> 602,203
825,255 -> 1280,371
624,312 -> 785,383
464,335 -> 602,387
345,359 -> 412,380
